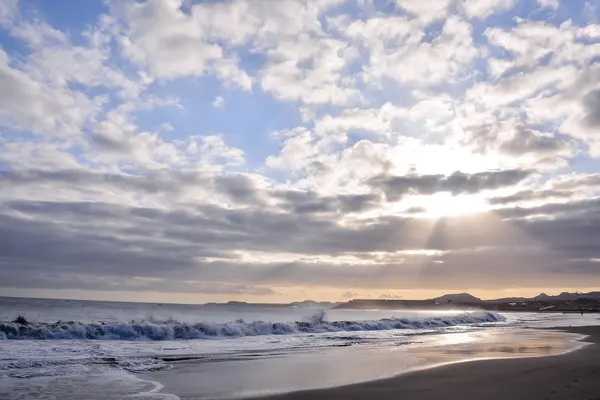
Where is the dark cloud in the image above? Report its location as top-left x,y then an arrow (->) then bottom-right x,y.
497,197 -> 600,220
336,193 -> 381,213
487,173 -> 600,206
88,133 -> 133,153
404,206 -> 427,213
582,89 -> 600,128
553,173 -> 600,191
0,270 -> 280,295
369,169 -> 533,201
0,168 -> 211,195
1,195 -> 600,292
214,174 -> 264,204
488,189 -> 572,205
465,124 -> 570,157
274,190 -> 336,214
274,190 -> 381,214
2,167 -> 600,294
1,169 -> 381,216
500,127 -> 569,156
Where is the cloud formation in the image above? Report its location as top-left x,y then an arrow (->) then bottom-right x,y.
369,169 -> 534,201
1,0 -> 600,300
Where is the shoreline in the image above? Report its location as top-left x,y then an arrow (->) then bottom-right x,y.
253,326 -> 600,400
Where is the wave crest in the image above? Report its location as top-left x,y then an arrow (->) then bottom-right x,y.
0,311 -> 505,341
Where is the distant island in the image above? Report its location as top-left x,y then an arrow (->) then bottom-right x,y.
198,292 -> 600,313
333,291 -> 600,312
203,300 -> 341,308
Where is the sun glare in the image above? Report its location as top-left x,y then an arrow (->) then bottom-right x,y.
424,193 -> 489,218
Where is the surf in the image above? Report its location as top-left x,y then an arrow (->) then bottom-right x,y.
0,311 -> 505,340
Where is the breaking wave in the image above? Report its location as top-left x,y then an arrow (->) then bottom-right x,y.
0,311 -> 505,340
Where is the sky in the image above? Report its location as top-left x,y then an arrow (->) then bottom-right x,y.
1,0 -> 600,303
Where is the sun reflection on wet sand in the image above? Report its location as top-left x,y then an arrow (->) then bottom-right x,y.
407,329 -> 586,366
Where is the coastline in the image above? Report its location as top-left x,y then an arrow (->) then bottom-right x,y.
254,326 -> 600,400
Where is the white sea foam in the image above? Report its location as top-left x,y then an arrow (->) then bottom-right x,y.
0,355 -> 170,374
0,311 -> 504,340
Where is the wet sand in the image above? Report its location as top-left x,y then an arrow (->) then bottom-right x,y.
258,326 -> 600,400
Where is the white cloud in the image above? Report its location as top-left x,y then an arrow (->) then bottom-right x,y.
485,20 -> 600,72
12,19 -> 142,98
259,36 -> 361,105
461,0 -> 515,19
475,19 -> 600,158
559,87 -> 600,156
354,16 -> 478,88
312,97 -> 454,140
116,0 -> 249,90
0,140 -> 82,171
118,0 -> 224,79
0,0 -> 18,26
407,96 -> 455,127
0,49 -> 101,138
188,135 -> 245,169
212,58 -> 252,91
314,102 -> 407,137
266,128 -> 323,172
344,15 -> 422,45
467,65 -> 578,108
212,96 -> 225,108
114,0 -> 361,103
395,0 -> 454,23
537,0 -> 559,10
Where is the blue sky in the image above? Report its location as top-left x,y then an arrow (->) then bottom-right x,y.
1,0 -> 600,303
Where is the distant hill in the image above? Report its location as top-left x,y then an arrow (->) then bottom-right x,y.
204,300 -> 340,308
209,291 -> 600,310
486,297 -> 528,303
539,291 -> 600,301
289,300 -> 340,308
225,301 -> 250,306
432,293 -> 482,303
490,291 -> 600,303
533,293 -> 553,301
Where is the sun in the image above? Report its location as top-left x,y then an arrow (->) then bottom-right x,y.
423,193 -> 489,218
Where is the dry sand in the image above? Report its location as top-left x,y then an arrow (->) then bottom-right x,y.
257,326 -> 600,400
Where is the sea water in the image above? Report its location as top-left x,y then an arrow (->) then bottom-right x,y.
0,297 -> 596,399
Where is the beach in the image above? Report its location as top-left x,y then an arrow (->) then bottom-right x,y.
2,297 -> 600,400
259,326 -> 600,400
145,323 -> 594,399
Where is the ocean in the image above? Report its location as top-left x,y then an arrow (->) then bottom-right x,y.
0,297 -> 597,399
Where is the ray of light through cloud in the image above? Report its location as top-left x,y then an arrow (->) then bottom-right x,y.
0,0 -> 599,302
